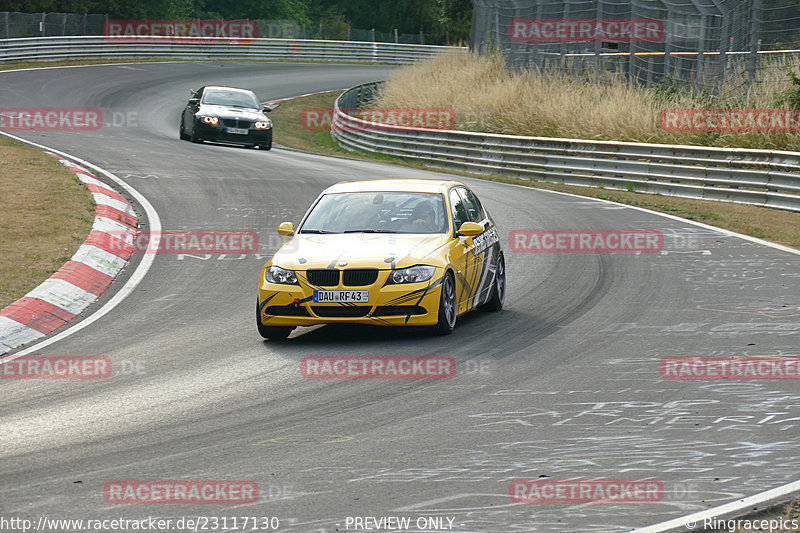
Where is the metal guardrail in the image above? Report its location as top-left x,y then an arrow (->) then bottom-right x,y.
332,82 -> 800,213
0,35 -> 461,64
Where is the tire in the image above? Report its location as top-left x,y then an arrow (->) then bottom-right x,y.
256,299 -> 294,340
179,118 -> 189,140
482,253 -> 505,311
258,131 -> 273,150
190,123 -> 202,144
432,271 -> 457,335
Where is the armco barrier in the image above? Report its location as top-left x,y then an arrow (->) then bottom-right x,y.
332,82 -> 800,213
0,35 -> 462,65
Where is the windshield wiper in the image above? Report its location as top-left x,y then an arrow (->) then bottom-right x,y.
343,229 -> 397,233
300,229 -> 337,234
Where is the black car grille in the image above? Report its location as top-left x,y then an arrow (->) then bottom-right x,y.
222,119 -> 252,128
372,306 -> 427,316
342,269 -> 379,286
312,306 -> 371,317
306,269 -> 339,286
264,305 -> 310,317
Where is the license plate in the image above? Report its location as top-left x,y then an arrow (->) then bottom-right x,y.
313,290 -> 369,303
225,127 -> 248,135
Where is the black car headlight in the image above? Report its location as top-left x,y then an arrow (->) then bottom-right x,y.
254,120 -> 272,129
265,265 -> 298,285
388,265 -> 436,284
201,116 -> 219,125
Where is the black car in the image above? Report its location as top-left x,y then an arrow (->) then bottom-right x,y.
180,86 -> 273,150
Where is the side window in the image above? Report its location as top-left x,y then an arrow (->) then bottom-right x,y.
459,188 -> 485,223
449,188 -> 469,231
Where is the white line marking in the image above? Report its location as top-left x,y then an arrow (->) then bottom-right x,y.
499,182 -> 800,257
0,61 -> 188,75
632,478 -> 800,532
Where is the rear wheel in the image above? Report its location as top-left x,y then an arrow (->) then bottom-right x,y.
482,253 -> 505,311
256,299 -> 293,340
432,271 -> 457,335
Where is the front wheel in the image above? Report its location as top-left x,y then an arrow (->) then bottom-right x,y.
432,271 -> 457,335
256,299 -> 293,340
179,118 -> 189,140
190,123 -> 202,144
258,131 -> 273,150
482,253 -> 505,311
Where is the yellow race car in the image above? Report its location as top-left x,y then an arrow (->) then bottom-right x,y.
257,179 -> 505,339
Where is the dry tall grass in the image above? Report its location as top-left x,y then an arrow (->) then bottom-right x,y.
374,50 -> 800,151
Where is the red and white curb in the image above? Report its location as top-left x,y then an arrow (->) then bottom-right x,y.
0,155 -> 138,354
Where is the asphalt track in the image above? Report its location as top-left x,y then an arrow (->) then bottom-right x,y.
1,61 -> 800,532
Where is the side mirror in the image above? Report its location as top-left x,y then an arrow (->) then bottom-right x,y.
277,222 -> 294,236
457,221 -> 483,237
189,89 -> 195,95
188,98 -> 199,105
262,106 -> 273,113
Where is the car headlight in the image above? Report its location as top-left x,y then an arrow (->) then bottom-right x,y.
254,120 -> 272,129
265,265 -> 298,285
388,265 -> 436,284
201,116 -> 219,125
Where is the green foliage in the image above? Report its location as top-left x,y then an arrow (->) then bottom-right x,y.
0,0 -> 472,45
318,15 -> 350,40
775,69 -> 800,109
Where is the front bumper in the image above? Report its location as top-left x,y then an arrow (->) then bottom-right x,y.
258,269 -> 444,327
195,121 -> 272,145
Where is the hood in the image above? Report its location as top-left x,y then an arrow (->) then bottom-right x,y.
272,233 -> 449,270
199,104 -> 266,121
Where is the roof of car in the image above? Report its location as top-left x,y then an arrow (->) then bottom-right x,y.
322,179 -> 464,195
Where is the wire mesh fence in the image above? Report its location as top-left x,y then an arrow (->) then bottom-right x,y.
0,11 -> 430,44
470,0 -> 800,96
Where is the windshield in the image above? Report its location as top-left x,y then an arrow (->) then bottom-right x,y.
299,191 -> 448,234
201,89 -> 260,109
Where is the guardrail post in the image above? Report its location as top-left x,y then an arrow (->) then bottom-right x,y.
747,0 -> 762,86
